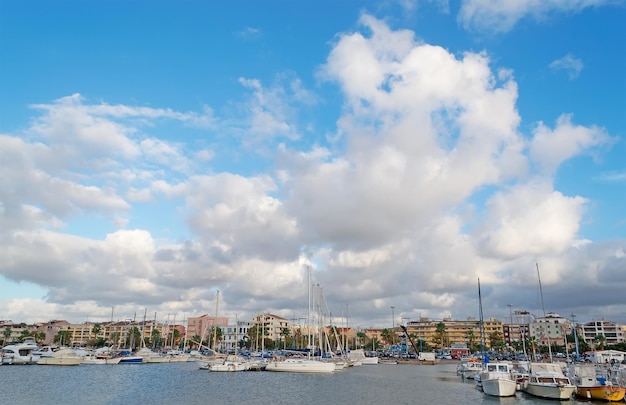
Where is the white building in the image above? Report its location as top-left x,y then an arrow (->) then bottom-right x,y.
529,312 -> 571,347
220,320 -> 254,351
581,319 -> 626,346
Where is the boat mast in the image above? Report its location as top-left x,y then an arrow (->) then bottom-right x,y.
478,278 -> 486,362
213,290 -> 220,353
536,262 -> 553,362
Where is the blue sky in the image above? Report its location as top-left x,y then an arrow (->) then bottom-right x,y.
1,0 -> 625,327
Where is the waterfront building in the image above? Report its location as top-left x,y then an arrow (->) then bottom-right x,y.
221,320 -> 254,351
581,319 -> 626,347
251,313 -> 291,347
186,314 -> 229,339
528,312 -> 570,347
405,316 -> 504,350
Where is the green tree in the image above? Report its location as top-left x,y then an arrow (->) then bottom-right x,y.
434,322 -> 447,350
281,327 -> 290,349
465,330 -> 476,352
127,326 -> 141,350
150,328 -> 162,348
594,334 -> 606,350
109,332 -> 120,347
54,330 -> 71,345
488,331 -> 504,351
357,331 -> 367,348
2,327 -> 12,345
19,329 -> 32,342
380,328 -> 392,346
91,324 -> 102,342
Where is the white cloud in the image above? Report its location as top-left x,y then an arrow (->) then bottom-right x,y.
0,15 -> 623,326
475,180 -> 587,258
529,114 -> 612,174
549,53 -> 584,79
458,0 -> 611,33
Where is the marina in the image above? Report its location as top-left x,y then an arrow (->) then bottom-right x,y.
1,360 -> 624,405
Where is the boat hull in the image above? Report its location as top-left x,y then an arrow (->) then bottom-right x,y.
265,358 -> 335,373
576,386 -> 626,402
38,357 -> 83,366
482,377 -> 518,397
523,383 -> 576,400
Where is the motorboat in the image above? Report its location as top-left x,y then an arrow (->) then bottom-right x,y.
569,363 -> 626,402
265,356 -> 335,373
478,362 -> 518,397
1,340 -> 40,365
522,362 -> 576,400
457,357 -> 482,379
37,348 -> 83,366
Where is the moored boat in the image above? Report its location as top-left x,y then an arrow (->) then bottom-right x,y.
570,363 -> 626,402
478,362 -> 518,397
1,340 -> 40,365
522,362 -> 576,400
37,348 -> 83,366
265,356 -> 336,373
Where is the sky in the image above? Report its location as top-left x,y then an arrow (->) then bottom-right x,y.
1,0 -> 625,329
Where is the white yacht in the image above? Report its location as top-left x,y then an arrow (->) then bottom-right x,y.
265,356 -> 336,373
1,340 -> 40,365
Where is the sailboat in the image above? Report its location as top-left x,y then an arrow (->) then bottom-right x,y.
521,264 -> 576,400
265,267 -> 335,374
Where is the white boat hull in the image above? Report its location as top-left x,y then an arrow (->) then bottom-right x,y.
482,377 -> 518,397
523,382 -> 576,400
265,358 -> 335,373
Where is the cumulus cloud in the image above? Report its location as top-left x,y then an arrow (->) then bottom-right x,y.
549,53 -> 584,79
0,15 -> 623,326
458,0 -> 611,33
529,114 -> 612,174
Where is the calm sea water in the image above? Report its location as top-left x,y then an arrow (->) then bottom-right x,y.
0,361 -> 612,405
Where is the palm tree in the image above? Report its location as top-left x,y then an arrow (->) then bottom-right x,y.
380,328 -> 392,346
435,322 -> 447,351
19,329 -> 32,342
357,331 -> 366,348
527,336 -> 538,360
465,330 -> 476,352
91,323 -> 102,345
281,327 -> 290,350
151,328 -> 162,349
109,332 -> 121,347
2,327 -> 12,345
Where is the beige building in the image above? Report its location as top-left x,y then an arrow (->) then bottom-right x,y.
581,319 -> 626,346
251,313 -> 291,346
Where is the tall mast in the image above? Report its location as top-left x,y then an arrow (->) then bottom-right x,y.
213,290 -> 220,353
536,262 -> 553,362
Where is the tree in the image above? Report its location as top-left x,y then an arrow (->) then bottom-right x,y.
151,328 -> 162,349
54,330 -> 71,345
357,331 -> 367,348
281,327 -> 290,349
594,334 -> 606,351
380,328 -> 392,346
127,327 -> 141,350
246,325 -> 268,351
109,332 -> 121,347
488,331 -> 505,351
34,331 -> 46,345
435,322 -> 447,350
2,327 -> 12,345
172,328 -> 181,349
19,329 -> 32,342
465,330 -> 476,352
527,336 -> 537,360
91,324 -> 102,343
